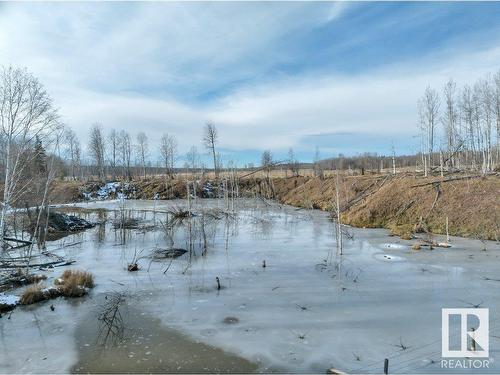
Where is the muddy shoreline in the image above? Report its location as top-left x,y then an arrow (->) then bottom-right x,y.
73,294 -> 258,374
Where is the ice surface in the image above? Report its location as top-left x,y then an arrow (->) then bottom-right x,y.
1,198 -> 499,374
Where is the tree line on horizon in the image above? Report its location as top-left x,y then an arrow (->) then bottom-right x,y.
417,70 -> 500,176
1,65 -> 499,230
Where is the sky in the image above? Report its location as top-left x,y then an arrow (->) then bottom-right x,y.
0,1 -> 499,166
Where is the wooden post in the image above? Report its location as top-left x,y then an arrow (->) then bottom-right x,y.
384,358 -> 389,374
186,182 -> 191,213
440,151 -> 444,177
335,169 -> 343,256
446,216 -> 450,244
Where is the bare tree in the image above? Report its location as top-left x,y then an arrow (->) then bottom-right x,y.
418,86 -> 440,174
159,133 -> 177,177
288,148 -> 299,177
185,146 -> 200,175
0,66 -> 60,247
313,146 -> 324,178
203,122 -> 219,179
391,141 -> 396,175
108,129 -> 118,180
494,70 -> 500,165
136,132 -> 149,178
64,128 -> 81,180
261,150 -> 273,168
261,150 -> 273,178
460,85 -> 477,169
480,78 -> 494,173
118,130 -> 132,180
88,124 -> 105,181
442,79 -> 459,168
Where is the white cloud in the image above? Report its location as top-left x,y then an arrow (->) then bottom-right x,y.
54,42 -> 500,159
0,2 -> 342,92
0,2 -> 498,162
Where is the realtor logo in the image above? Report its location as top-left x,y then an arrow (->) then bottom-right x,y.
442,308 -> 489,358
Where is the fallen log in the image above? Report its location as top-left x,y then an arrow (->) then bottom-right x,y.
2,237 -> 33,249
0,273 -> 47,292
341,174 -> 391,212
0,260 -> 75,269
3,237 -> 33,245
410,175 -> 484,188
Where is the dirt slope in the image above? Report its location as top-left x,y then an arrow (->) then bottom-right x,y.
267,174 -> 499,240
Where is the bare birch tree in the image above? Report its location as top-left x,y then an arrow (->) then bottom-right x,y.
136,132 -> 149,178
203,122 -> 219,179
64,128 -> 81,180
185,146 -> 200,175
418,86 -> 440,173
0,66 -> 60,247
494,70 -> 500,165
118,130 -> 132,180
479,78 -> 494,173
442,79 -> 459,168
159,133 -> 177,177
288,147 -> 299,177
108,129 -> 118,180
261,150 -> 273,178
88,124 -> 105,181
460,85 -> 476,169
418,69 -> 500,173
313,146 -> 324,178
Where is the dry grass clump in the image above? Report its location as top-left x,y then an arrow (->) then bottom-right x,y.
16,270 -> 94,307
61,269 -> 94,288
19,283 -> 46,305
55,270 -> 94,297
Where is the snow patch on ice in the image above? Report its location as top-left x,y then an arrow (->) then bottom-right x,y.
0,293 -> 20,306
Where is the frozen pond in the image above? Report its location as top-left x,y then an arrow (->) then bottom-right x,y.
1,198 -> 499,374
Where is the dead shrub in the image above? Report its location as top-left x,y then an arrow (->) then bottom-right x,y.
20,283 -> 46,305
113,217 -> 141,229
167,206 -> 193,219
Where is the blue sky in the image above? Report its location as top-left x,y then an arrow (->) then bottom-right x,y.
0,2 -> 499,166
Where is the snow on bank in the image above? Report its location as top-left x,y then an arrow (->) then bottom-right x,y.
96,182 -> 121,199
81,181 -> 130,201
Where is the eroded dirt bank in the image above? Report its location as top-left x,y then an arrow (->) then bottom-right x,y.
259,174 -> 499,241
48,173 -> 499,240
